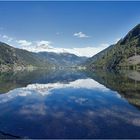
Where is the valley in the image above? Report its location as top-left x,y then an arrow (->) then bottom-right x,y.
1,24 -> 140,72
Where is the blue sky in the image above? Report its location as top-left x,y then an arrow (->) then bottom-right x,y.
0,1 -> 140,56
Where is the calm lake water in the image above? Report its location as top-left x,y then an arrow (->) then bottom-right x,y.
0,69 -> 140,139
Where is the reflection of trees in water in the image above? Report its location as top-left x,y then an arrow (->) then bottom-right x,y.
0,69 -> 86,94
127,71 -> 140,81
1,68 -> 140,110
86,70 -> 140,109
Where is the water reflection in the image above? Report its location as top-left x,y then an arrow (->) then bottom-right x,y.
0,69 -> 140,138
0,78 -> 110,104
127,71 -> 140,81
87,70 -> 140,109
0,69 -> 87,94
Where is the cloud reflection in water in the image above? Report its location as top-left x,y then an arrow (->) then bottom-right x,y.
0,78 -> 140,138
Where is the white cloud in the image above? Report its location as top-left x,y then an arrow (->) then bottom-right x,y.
66,46 -> 107,57
26,78 -> 110,92
2,35 -> 13,42
36,40 -> 52,48
17,40 -> 32,47
73,32 -> 89,38
2,35 -> 8,39
19,103 -> 47,116
21,41 -> 109,57
0,78 -> 110,104
0,33 -> 109,57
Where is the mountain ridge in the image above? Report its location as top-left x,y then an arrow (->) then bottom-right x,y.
38,51 -> 88,67
0,41 -> 88,71
0,42 -> 52,71
86,24 -> 140,70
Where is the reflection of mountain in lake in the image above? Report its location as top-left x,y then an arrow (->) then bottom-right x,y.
87,70 -> 140,109
1,69 -> 140,110
127,71 -> 140,81
0,76 -> 140,138
0,78 -> 109,104
0,69 -> 140,138
0,69 -> 87,94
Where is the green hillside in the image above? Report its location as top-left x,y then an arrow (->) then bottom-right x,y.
0,42 -> 52,71
86,24 -> 140,70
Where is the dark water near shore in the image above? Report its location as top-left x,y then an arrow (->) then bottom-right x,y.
0,69 -> 140,139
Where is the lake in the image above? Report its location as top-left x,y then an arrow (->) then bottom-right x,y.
0,69 -> 140,139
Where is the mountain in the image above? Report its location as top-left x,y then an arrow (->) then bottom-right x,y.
0,42 -> 52,71
0,41 -> 87,71
85,45 -> 114,69
86,24 -> 140,70
38,52 -> 88,67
